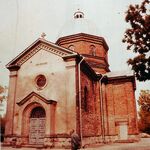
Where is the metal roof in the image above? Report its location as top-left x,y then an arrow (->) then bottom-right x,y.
104,70 -> 134,78
58,11 -> 101,38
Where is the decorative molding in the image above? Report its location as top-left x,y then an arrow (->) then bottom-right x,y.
7,65 -> 20,71
6,38 -> 77,69
65,61 -> 76,68
16,45 -> 41,66
17,91 -> 57,106
56,33 -> 109,51
9,71 -> 18,77
88,62 -> 110,72
16,43 -> 70,66
106,76 -> 134,84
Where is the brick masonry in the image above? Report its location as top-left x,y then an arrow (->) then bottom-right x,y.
4,33 -> 139,148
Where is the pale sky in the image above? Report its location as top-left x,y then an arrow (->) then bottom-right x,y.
0,0 -> 149,101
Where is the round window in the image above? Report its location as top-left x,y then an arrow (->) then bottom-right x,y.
36,75 -> 46,88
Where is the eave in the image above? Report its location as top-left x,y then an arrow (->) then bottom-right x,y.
6,38 -> 77,70
56,33 -> 109,51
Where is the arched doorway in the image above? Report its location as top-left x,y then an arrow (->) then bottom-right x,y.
29,106 -> 46,144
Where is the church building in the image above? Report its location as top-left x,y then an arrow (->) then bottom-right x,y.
4,11 -> 139,148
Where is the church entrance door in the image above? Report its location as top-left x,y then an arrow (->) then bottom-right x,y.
29,107 -> 46,145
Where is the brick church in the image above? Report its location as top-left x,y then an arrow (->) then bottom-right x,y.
4,10 -> 139,148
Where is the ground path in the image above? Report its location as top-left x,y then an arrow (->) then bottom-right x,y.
1,138 -> 150,150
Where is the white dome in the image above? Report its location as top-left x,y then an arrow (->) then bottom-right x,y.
58,11 -> 101,38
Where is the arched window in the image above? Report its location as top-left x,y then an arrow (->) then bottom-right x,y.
74,11 -> 84,19
30,107 -> 46,118
68,45 -> 75,51
84,86 -> 88,111
90,45 -> 96,56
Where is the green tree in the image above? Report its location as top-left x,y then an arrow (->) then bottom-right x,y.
123,0 -> 150,81
138,90 -> 150,134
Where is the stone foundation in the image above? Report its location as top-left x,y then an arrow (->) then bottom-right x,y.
127,134 -> 140,142
44,136 -> 70,148
4,135 -> 71,148
4,134 -> 140,148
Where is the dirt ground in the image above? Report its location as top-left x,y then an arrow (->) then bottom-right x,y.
1,138 -> 150,150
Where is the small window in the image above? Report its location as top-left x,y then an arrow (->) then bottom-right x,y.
90,45 -> 96,56
68,45 -> 75,51
35,74 -> 46,88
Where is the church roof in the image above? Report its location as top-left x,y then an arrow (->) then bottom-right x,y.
58,10 -> 101,38
105,70 -> 134,78
104,70 -> 136,89
6,36 -> 99,81
6,38 -> 77,70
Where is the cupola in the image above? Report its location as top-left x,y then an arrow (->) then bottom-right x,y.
74,10 -> 84,19
56,11 -> 110,73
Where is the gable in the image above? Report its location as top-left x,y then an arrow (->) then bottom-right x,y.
17,91 -> 57,106
6,38 -> 77,70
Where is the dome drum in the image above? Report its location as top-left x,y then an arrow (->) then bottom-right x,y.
56,33 -> 109,51
56,33 -> 109,73
56,10 -> 110,74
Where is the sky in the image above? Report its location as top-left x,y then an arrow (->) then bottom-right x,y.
0,0 -> 149,102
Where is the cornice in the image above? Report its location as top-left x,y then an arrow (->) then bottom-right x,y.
6,41 -> 76,71
106,75 -> 135,85
56,33 -> 109,51
7,65 -> 20,71
17,91 -> 57,106
16,43 -> 70,66
6,39 -> 77,70
83,54 -> 109,66
88,62 -> 110,72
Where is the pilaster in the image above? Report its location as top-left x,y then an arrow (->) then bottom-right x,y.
5,70 -> 18,135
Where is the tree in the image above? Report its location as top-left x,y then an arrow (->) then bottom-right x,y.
138,90 -> 150,134
0,85 -> 7,142
0,85 -> 5,102
0,116 -> 6,142
123,0 -> 150,81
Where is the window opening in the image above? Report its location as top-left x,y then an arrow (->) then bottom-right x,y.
68,45 -> 75,51
35,74 -> 46,88
90,45 -> 96,56
30,107 -> 46,118
84,86 -> 88,111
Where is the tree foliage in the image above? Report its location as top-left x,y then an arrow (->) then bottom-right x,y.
123,0 -> 150,81
0,85 -> 5,102
0,116 -> 6,142
138,90 -> 150,133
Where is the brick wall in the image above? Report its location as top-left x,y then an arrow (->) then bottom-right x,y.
105,79 -> 139,136
80,71 -> 101,137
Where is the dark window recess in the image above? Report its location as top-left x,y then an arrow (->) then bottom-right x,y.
30,107 -> 46,118
90,45 -> 96,56
68,45 -> 75,51
36,75 -> 46,88
84,86 -> 88,111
